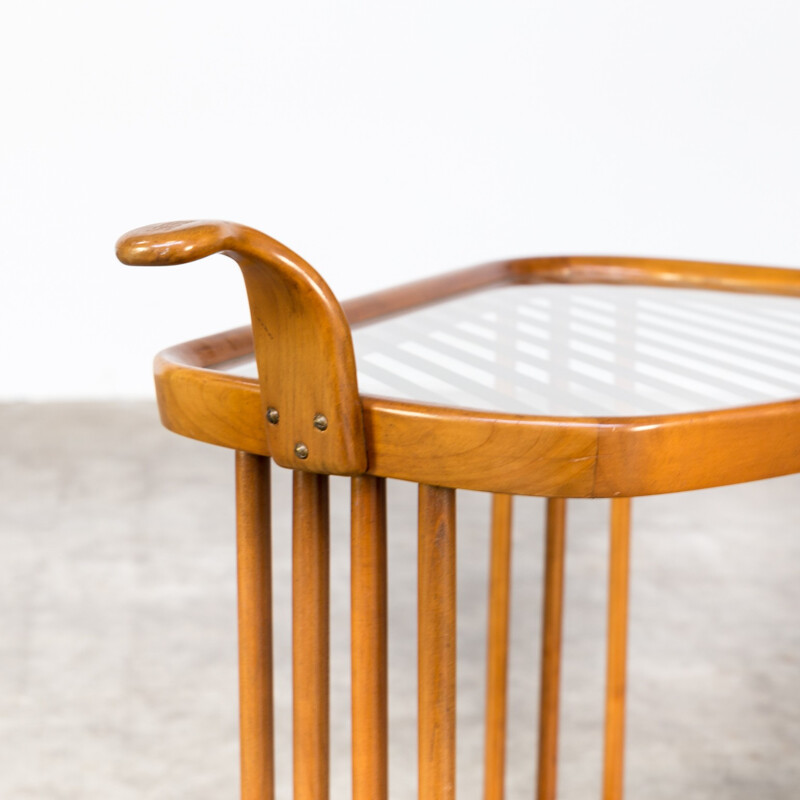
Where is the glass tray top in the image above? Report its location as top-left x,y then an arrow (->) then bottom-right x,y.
218,284 -> 800,417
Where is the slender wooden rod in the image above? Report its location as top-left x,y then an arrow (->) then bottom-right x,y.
537,498 -> 567,800
235,452 -> 274,800
602,497 -> 632,800
292,471 -> 330,800
484,493 -> 513,800
351,476 -> 388,800
418,484 -> 457,800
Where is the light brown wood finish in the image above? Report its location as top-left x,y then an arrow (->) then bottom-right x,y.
154,352 -> 800,498
537,498 -> 567,800
350,476 -> 388,800
153,326 -> 266,454
117,221 -> 366,475
131,228 -> 800,499
365,398 -> 800,497
292,471 -> 330,800
344,261 -> 511,325
508,254 -> 800,297
152,332 -> 800,496
483,494 -> 513,800
602,498 -> 632,800
235,452 -> 274,800
418,485 -> 457,800
121,222 -> 800,800
362,401 -> 599,497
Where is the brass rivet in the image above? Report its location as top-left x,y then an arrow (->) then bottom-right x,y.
313,413 -> 328,431
266,407 -> 279,425
294,442 -> 309,459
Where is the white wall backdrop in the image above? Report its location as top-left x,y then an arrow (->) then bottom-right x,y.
3,0 -> 800,399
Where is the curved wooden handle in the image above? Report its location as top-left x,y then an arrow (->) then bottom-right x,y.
117,219 -> 368,475
116,220 -> 237,266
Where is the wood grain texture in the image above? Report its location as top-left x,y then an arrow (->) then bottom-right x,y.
155,330 -> 268,456
418,485 -> 457,800
292,471 -> 330,800
602,498 -> 631,800
592,402 -> 800,496
483,494 -> 513,800
118,220 -> 366,474
350,476 -> 388,800
507,254 -> 800,296
362,401 -> 600,497
235,452 -> 274,800
120,226 -> 800,497
153,344 -> 800,497
121,224 -> 800,800
536,498 -> 566,800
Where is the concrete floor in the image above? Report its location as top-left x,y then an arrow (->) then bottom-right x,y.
2,402 -> 800,799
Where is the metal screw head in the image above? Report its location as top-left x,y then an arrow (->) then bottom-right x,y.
313,413 -> 328,431
266,407 -> 279,425
294,442 -> 309,460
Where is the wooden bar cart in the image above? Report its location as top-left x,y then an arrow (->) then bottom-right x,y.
117,220 -> 800,800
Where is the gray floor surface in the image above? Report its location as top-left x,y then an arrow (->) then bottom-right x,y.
2,402 -> 800,799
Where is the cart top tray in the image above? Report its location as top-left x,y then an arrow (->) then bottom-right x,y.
117,220 -> 800,498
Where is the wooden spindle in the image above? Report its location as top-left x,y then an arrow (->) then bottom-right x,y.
602,498 -> 631,800
418,484 -> 457,800
351,476 -> 388,800
236,452 -> 274,800
292,471 -> 330,800
484,493 -> 513,800
537,498 -> 567,800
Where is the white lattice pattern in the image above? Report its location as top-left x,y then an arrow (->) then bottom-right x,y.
219,284 -> 800,417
